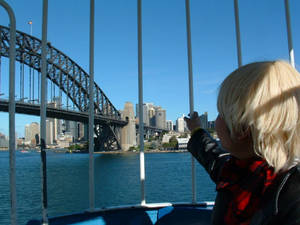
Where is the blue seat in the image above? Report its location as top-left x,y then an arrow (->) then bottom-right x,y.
27,205 -> 212,225
155,206 -> 212,225
27,208 -> 154,225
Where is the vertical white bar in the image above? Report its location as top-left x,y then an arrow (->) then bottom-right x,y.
137,0 -> 146,205
185,0 -> 196,204
40,0 -> 49,224
234,0 -> 242,67
89,0 -> 95,211
0,1 -> 17,224
284,0 -> 295,68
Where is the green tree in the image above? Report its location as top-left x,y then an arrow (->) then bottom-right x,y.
168,136 -> 178,149
179,133 -> 188,138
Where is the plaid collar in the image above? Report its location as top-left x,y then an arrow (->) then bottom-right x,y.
217,157 -> 277,225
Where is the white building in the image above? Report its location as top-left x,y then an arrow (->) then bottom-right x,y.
65,120 -> 78,141
25,122 -> 40,146
0,133 -> 9,148
136,103 -> 167,129
162,132 -> 179,143
46,120 -> 53,145
177,137 -> 190,149
25,124 -> 31,143
148,106 -> 156,126
136,103 -> 153,126
78,123 -> 85,140
48,98 -> 63,142
200,112 -> 208,129
56,133 -> 73,148
155,107 -> 166,129
176,115 -> 186,133
166,120 -> 173,131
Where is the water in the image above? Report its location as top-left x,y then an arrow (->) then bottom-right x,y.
0,151 -> 216,225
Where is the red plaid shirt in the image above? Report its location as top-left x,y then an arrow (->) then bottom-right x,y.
217,157 -> 277,225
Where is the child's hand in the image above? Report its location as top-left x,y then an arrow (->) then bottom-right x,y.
184,112 -> 201,132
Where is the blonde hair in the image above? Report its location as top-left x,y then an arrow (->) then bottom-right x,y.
217,60 -> 300,172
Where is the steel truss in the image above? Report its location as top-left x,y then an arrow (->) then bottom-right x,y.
0,25 -> 125,151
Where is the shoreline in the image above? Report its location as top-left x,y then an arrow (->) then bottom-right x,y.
94,149 -> 188,154
0,149 -> 188,154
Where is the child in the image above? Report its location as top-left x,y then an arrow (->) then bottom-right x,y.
185,61 -> 300,225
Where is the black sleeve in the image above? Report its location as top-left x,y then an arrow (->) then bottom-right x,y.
283,200 -> 300,225
277,168 -> 300,225
187,128 -> 230,183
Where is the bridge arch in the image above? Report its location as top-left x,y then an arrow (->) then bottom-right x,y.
0,25 -> 120,120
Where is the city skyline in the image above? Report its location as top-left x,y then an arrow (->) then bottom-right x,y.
1,0 -> 300,137
0,101 -> 211,138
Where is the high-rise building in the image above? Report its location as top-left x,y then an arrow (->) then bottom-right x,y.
51,97 -> 64,137
200,112 -> 208,129
176,115 -> 185,133
155,107 -> 166,129
25,124 -> 31,142
64,120 -> 77,141
46,120 -> 53,145
31,122 -> 40,145
148,107 -> 156,127
208,120 -> 215,129
166,120 -> 173,131
65,120 -> 70,133
47,118 -> 57,143
25,122 -> 40,146
136,102 -> 168,129
78,122 -> 85,140
136,103 -> 154,126
0,133 -> 9,148
69,121 -> 78,141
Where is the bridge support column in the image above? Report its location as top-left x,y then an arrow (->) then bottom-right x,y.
120,102 -> 136,151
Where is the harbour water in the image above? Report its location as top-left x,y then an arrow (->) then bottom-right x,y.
0,151 -> 216,225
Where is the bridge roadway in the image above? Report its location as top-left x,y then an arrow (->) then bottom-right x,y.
0,100 -> 127,126
0,99 -> 168,132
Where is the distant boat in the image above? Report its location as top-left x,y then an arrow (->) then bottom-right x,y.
20,150 -> 29,153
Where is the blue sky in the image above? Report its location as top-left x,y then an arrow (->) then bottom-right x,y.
0,0 -> 300,137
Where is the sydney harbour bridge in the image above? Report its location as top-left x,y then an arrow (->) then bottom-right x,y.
0,25 -> 166,151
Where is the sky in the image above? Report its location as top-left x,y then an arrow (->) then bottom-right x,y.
0,0 -> 300,137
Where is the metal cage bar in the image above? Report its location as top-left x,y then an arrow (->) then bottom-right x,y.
137,0 -> 146,205
284,0 -> 295,68
88,0 -> 95,212
234,0 -> 242,67
0,1 -> 17,224
185,0 -> 196,204
40,0 -> 49,224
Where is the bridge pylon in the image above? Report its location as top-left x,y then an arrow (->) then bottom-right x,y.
120,102 -> 136,151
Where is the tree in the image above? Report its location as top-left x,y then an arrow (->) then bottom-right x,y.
168,136 -> 178,149
179,133 -> 188,138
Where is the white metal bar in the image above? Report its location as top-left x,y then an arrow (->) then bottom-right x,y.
137,0 -> 146,205
234,0 -> 242,67
185,0 -> 196,204
89,0 -> 95,211
284,0 -> 295,68
0,1 -> 17,224
0,1 -> 17,223
40,0 -> 49,224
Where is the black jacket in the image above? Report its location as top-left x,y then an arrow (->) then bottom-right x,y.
187,128 -> 300,225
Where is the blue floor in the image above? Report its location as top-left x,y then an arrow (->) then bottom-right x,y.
27,205 -> 213,225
